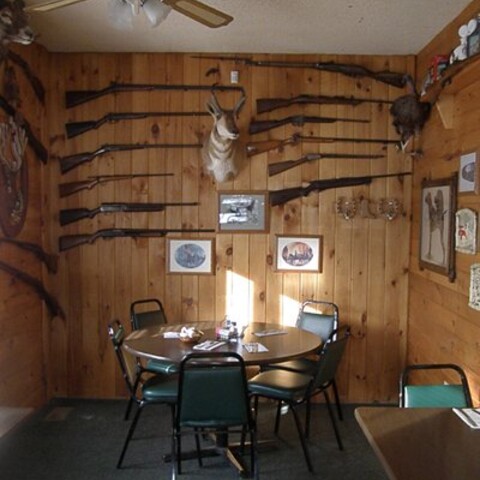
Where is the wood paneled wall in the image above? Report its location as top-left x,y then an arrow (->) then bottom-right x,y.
42,52 -> 413,403
410,0 -> 480,404
0,43 -> 49,408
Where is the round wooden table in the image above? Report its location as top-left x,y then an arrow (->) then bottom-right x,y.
123,321 -> 322,366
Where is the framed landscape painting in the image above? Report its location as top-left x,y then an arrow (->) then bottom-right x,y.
275,235 -> 323,273
167,238 -> 215,275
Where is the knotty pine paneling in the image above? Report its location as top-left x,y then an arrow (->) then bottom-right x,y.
411,0 -> 480,404
43,52 -> 413,403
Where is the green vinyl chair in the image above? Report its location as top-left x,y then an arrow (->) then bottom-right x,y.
264,300 -> 343,421
108,320 -> 178,468
172,352 -> 258,479
249,325 -> 350,473
399,363 -> 473,408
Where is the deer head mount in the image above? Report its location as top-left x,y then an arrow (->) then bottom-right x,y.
0,0 -> 34,49
202,90 -> 246,183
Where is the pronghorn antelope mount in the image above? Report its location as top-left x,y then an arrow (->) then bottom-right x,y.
0,0 -> 34,51
202,90 -> 246,183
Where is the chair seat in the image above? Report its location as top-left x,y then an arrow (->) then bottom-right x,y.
248,369 -> 312,401
145,358 -> 179,375
404,385 -> 469,408
142,374 -> 179,403
268,357 -> 318,375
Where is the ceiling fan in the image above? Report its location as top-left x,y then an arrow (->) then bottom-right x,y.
25,0 -> 234,28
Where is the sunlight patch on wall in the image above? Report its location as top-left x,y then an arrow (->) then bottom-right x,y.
280,295 -> 300,326
226,270 -> 253,327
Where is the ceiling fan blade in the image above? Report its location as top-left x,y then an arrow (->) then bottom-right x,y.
164,0 -> 233,28
25,0 -> 87,12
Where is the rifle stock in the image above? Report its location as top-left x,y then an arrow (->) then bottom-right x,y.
59,143 -> 201,174
59,228 -> 215,251
269,172 -> 411,206
58,173 -> 174,198
248,115 -> 370,135
0,237 -> 58,273
59,202 -> 199,226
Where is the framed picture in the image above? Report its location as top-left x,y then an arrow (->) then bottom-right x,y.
275,235 -> 323,273
167,238 -> 215,275
455,208 -> 477,254
419,175 -> 457,282
218,191 -> 268,233
458,151 -> 479,194
469,263 -> 480,311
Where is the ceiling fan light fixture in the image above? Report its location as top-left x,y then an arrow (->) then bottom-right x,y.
24,0 -> 85,12
107,0 -> 135,30
142,0 -> 172,27
165,0 -> 233,28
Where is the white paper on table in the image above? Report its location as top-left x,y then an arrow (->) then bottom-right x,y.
192,340 -> 227,351
452,408 -> 480,428
163,332 -> 181,339
253,329 -> 287,337
243,342 -> 269,353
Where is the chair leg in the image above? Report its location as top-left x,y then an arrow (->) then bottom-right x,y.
274,401 -> 282,435
176,431 -> 182,475
194,428 -> 203,467
124,397 -> 134,421
331,379 -> 343,421
117,403 -> 144,468
305,397 -> 311,439
324,390 -> 343,451
290,404 -> 313,472
171,428 -> 178,480
250,428 -> 259,480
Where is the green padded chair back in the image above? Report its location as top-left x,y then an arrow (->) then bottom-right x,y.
130,298 -> 167,330
297,300 -> 339,342
176,352 -> 251,429
310,325 -> 350,392
400,363 -> 473,408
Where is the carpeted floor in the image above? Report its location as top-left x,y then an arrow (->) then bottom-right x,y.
0,398 -> 388,479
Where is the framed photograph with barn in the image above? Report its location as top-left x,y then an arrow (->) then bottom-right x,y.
167,238 -> 215,275
458,151 -> 479,194
419,175 -> 457,282
275,235 -> 323,273
218,191 -> 268,233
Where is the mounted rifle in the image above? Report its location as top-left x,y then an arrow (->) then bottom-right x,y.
268,152 -> 385,177
65,111 -> 210,139
0,237 -> 58,273
7,51 -> 45,105
246,133 -> 398,157
249,115 -> 370,135
59,173 -> 174,198
65,82 -> 245,109
191,55 -> 410,89
256,94 -> 392,114
60,202 -> 200,226
59,142 -> 202,174
0,260 -> 65,319
59,228 -> 215,251
269,172 -> 411,206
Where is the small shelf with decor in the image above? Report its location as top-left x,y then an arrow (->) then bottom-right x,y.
422,52 -> 480,129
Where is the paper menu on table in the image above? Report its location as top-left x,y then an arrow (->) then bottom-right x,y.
452,408 -> 480,428
192,340 -> 226,351
253,329 -> 287,337
243,342 -> 269,353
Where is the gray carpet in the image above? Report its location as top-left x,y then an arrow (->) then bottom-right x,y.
0,398 -> 388,479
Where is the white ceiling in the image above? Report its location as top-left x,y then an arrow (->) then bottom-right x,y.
25,0 -> 471,55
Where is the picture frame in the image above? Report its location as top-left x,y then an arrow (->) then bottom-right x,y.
458,151 -> 479,194
469,263 -> 480,311
167,238 -> 215,275
455,208 -> 477,254
217,191 -> 269,233
419,175 -> 457,282
275,235 -> 323,273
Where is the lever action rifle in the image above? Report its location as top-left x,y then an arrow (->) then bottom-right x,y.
0,237 -> 58,273
60,202 -> 200,226
0,94 -> 48,164
59,142 -> 202,174
268,152 -> 385,177
59,228 -> 215,251
7,51 -> 46,105
256,94 -> 393,114
192,55 -> 410,89
65,111 -> 210,139
249,115 -> 369,135
0,260 -> 65,319
66,82 -> 245,109
59,173 -> 174,198
269,172 -> 412,206
246,133 -> 398,157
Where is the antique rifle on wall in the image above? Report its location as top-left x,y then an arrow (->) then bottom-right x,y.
269,172 -> 412,206
256,94 -> 393,114
59,228 -> 215,251
249,115 -> 370,135
59,142 -> 202,174
65,111 -> 211,139
7,51 -> 46,105
0,237 -> 58,273
268,152 -> 385,177
65,82 -> 245,109
0,94 -> 48,163
0,260 -> 65,319
60,202 -> 200,226
191,55 -> 410,89
246,133 -> 398,157
59,173 -> 174,198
